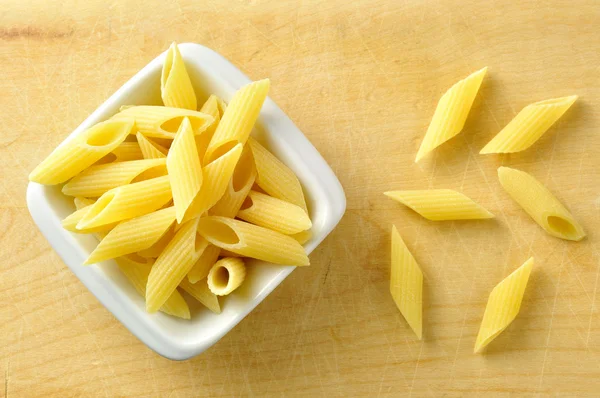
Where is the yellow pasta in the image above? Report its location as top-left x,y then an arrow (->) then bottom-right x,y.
62,158 -> 167,197
474,257 -> 534,353
136,132 -> 168,159
167,117 -> 204,222
497,167 -> 585,241
197,216 -> 309,266
480,96 -> 577,154
207,257 -> 246,296
237,190 -> 312,235
146,218 -> 208,313
290,230 -> 312,245
179,278 -> 221,314
195,95 -> 222,161
390,225 -> 423,340
84,207 -> 176,264
415,67 -> 487,162
76,176 -> 172,230
138,225 -> 175,258
248,137 -> 308,212
187,244 -> 222,283
182,143 -> 243,222
161,42 -> 197,110
29,120 -> 133,185
203,79 -> 270,164
111,106 -> 213,139
62,205 -> 118,234
116,255 -> 190,319
74,197 -> 95,210
384,189 -> 494,221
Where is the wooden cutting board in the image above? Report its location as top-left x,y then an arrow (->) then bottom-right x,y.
1,0 -> 599,396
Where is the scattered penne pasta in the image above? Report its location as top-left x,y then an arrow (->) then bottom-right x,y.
136,132 -> 168,159
497,167 -> 585,241
475,257 -> 534,353
207,257 -> 246,296
161,42 -> 197,110
480,96 -> 577,154
384,189 -> 494,221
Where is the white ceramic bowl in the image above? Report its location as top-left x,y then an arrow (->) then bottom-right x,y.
26,43 -> 346,360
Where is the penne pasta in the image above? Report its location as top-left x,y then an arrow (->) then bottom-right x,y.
415,67 -> 487,162
203,79 -> 270,164
146,218 -> 209,313
390,226 -> 423,340
138,224 -> 175,258
76,175 -> 173,230
480,96 -> 577,154
179,278 -> 221,313
167,117 -> 203,222
207,257 -> 246,296
248,137 -> 307,212
62,205 -> 118,234
74,197 -> 95,210
197,216 -> 309,266
84,206 -> 176,264
62,158 -> 167,198
111,106 -> 213,139
187,244 -> 221,283
136,132 -> 168,159
161,42 -> 197,110
475,257 -> 534,353
237,190 -> 312,235
290,230 -> 312,245
29,120 -> 134,185
384,189 -> 494,221
195,95 -> 223,161
497,167 -> 585,241
110,142 -> 144,162
116,255 -> 190,319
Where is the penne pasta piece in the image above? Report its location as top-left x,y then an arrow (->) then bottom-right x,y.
179,278 -> 221,313
237,190 -> 312,234
220,249 -> 242,258
203,79 -> 270,164
136,132 -> 168,159
29,120 -> 134,185
110,142 -> 144,162
116,255 -> 190,319
111,106 -> 213,139
497,167 -> 585,241
248,137 -> 307,212
290,230 -> 312,245
187,244 -> 221,283
84,207 -> 176,264
474,257 -> 534,353
182,143 -> 243,222
195,95 -> 222,161
138,224 -> 175,258
384,189 -> 494,221
207,257 -> 246,296
62,205 -> 118,234
390,226 -> 423,340
161,42 -> 197,110
480,96 -> 577,154
415,67 -> 487,162
146,218 -> 209,313
74,197 -> 95,210
76,176 -> 172,230
62,158 -> 167,197
197,216 -> 309,266
167,118 -> 204,223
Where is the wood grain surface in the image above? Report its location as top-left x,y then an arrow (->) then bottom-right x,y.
1,0 -> 599,396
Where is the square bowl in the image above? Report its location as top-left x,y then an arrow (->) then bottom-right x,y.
26,43 -> 346,360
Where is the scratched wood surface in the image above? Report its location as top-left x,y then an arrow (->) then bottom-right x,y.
1,0 -> 600,396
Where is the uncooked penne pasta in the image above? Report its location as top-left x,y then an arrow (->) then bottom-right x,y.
290,230 -> 312,245
84,207 -> 176,264
111,106 -> 213,139
62,205 -> 118,234
161,42 -> 197,110
196,95 -> 223,162
29,120 -> 134,185
384,189 -> 494,221
187,244 -> 221,283
237,190 -> 312,235
248,137 -> 307,212
415,67 -> 487,162
136,132 -> 168,159
497,167 -> 585,241
146,218 -> 208,313
116,255 -> 190,319
480,96 -> 577,154
110,142 -> 144,162
207,257 -> 246,296
138,225 -> 175,258
390,226 -> 423,340
179,278 -> 221,314
203,79 -> 270,164
74,197 -> 95,210
62,158 -> 167,197
167,118 -> 203,222
197,216 -> 309,266
475,257 -> 534,353
76,175 -> 172,230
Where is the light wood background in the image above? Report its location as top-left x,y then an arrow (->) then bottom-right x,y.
1,0 -> 599,396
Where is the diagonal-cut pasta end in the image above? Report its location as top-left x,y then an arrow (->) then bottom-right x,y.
544,214 -> 586,241
76,191 -> 117,230
533,95 -> 578,109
